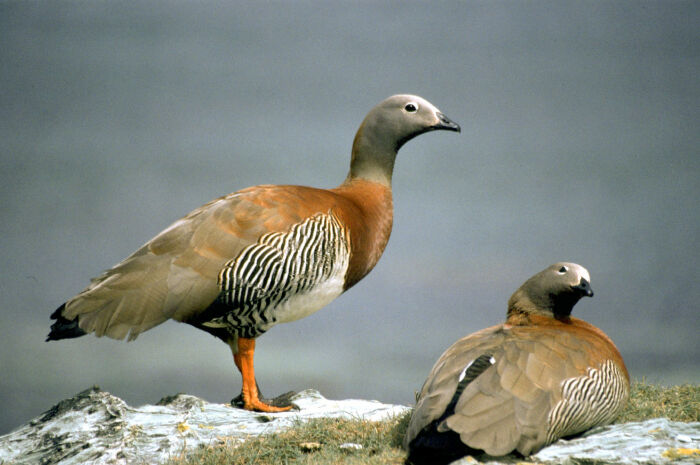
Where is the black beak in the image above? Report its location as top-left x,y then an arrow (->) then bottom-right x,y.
433,112 -> 461,132
573,278 -> 594,298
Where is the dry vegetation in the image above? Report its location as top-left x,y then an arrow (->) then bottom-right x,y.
615,380 -> 699,424
166,381 -> 699,465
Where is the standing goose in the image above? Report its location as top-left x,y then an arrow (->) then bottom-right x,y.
405,263 -> 629,463
47,94 -> 460,413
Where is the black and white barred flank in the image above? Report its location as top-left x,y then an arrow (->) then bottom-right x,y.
546,360 -> 629,444
203,212 -> 349,338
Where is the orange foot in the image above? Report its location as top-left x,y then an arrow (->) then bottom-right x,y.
243,393 -> 292,413
231,389 -> 297,410
235,337 -> 293,413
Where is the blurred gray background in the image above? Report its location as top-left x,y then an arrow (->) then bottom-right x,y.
1,1 -> 698,435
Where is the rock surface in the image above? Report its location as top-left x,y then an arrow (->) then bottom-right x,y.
531,417 -> 700,465
0,387 -> 698,465
451,417 -> 700,465
0,386 -> 408,465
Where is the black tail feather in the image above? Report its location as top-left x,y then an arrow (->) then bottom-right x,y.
406,427 -> 474,465
46,303 -> 87,341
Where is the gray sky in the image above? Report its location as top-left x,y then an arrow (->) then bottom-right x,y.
1,1 -> 698,435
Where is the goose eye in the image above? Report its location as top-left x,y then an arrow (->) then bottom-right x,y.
404,102 -> 418,113
558,266 -> 568,274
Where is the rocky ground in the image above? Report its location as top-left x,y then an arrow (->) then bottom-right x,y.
0,387 -> 698,465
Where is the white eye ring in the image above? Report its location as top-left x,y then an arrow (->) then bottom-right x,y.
558,266 -> 568,274
404,102 -> 419,113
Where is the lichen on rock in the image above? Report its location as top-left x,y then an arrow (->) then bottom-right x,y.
0,387 -> 698,465
0,387 -> 408,465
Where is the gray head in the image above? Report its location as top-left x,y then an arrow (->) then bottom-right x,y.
507,262 -> 594,319
348,94 -> 460,186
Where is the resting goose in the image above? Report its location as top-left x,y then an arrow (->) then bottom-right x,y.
405,262 -> 629,463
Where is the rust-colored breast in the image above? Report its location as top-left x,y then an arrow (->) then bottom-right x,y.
330,179 -> 393,289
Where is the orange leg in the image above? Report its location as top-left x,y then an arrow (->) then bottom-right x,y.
235,337 -> 292,413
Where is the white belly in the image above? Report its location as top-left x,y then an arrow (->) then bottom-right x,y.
271,269 -> 346,325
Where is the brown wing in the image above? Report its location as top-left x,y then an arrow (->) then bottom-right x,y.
405,325 -> 504,450
62,185 -> 338,341
406,324 -> 621,456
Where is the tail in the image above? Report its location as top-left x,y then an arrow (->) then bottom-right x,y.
405,428 -> 472,465
46,303 -> 87,341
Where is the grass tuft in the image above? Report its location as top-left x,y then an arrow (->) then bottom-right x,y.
167,414 -> 412,465
166,381 -> 698,465
616,380 -> 699,423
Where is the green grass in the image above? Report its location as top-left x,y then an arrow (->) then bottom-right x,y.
166,415 -> 410,465
615,380 -> 699,423
166,381 -> 698,465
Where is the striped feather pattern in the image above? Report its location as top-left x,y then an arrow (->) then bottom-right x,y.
203,212 -> 349,338
546,359 -> 629,443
